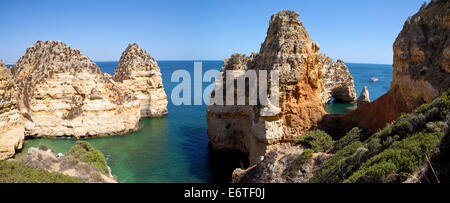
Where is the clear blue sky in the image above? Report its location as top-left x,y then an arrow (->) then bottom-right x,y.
0,0 -> 429,64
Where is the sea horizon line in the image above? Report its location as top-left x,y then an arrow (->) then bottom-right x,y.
4,60 -> 393,66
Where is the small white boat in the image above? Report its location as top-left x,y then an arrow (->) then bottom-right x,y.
370,77 -> 379,82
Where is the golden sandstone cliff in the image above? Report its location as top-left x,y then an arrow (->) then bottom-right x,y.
232,0 -> 449,183
322,0 -> 450,137
12,41 -> 141,138
0,41 -> 168,160
113,43 -> 168,117
0,61 -> 24,160
207,11 -> 327,164
320,54 -> 357,104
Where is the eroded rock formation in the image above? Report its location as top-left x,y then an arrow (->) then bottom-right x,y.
232,144 -> 331,183
0,60 -> 24,160
322,0 -> 450,136
12,41 -> 141,138
320,54 -> 357,103
18,143 -> 116,183
207,11 -> 326,164
357,86 -> 370,107
113,43 -> 168,117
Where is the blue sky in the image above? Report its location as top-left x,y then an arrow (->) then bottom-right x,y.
0,0 -> 428,64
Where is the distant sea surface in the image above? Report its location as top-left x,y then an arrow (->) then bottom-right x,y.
15,61 -> 393,183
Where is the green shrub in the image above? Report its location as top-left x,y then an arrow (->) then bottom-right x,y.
296,130 -> 335,153
67,141 -> 109,175
438,91 -> 450,116
286,149 -> 314,177
416,90 -> 449,116
0,161 -> 84,183
311,90 -> 450,183
38,145 -> 48,151
309,141 -> 365,183
345,131 -> 444,183
334,127 -> 365,152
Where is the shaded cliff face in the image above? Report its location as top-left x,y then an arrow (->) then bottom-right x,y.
113,43 -> 168,117
322,0 -> 450,136
13,41 -> 141,138
320,54 -> 357,104
392,0 -> 450,103
207,10 -> 326,164
0,61 -> 24,160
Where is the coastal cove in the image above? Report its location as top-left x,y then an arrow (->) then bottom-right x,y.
14,61 -> 393,183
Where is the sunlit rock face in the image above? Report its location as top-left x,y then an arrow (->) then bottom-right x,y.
0,60 -> 24,160
357,86 -> 370,107
207,11 -> 326,164
113,43 -> 168,117
12,41 -> 141,138
320,54 -> 357,104
390,0 -> 450,108
321,0 -> 450,136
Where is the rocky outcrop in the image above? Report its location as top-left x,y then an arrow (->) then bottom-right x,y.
320,54 -> 357,103
0,60 -> 24,160
357,86 -> 370,107
207,11 -> 326,165
313,91 -> 449,183
12,41 -> 141,138
113,43 -> 168,117
18,142 -> 116,183
321,0 -> 450,136
235,90 -> 450,183
232,144 -> 331,183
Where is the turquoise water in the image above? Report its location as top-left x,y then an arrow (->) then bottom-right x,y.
15,61 -> 393,183
325,63 -> 393,114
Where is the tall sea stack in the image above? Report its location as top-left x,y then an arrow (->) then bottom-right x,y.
12,41 -> 141,138
207,11 -> 326,164
113,43 -> 168,117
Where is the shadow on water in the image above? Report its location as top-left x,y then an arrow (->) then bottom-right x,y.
208,147 -> 250,183
324,102 -> 356,115
176,126 -> 213,182
175,124 -> 250,183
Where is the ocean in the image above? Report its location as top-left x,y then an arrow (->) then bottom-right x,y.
14,61 -> 393,183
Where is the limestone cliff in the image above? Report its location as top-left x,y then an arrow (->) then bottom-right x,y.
320,54 -> 357,104
357,86 -> 370,107
12,41 -> 141,138
0,60 -> 24,160
207,11 -> 326,164
113,43 -> 168,117
322,0 -> 450,136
